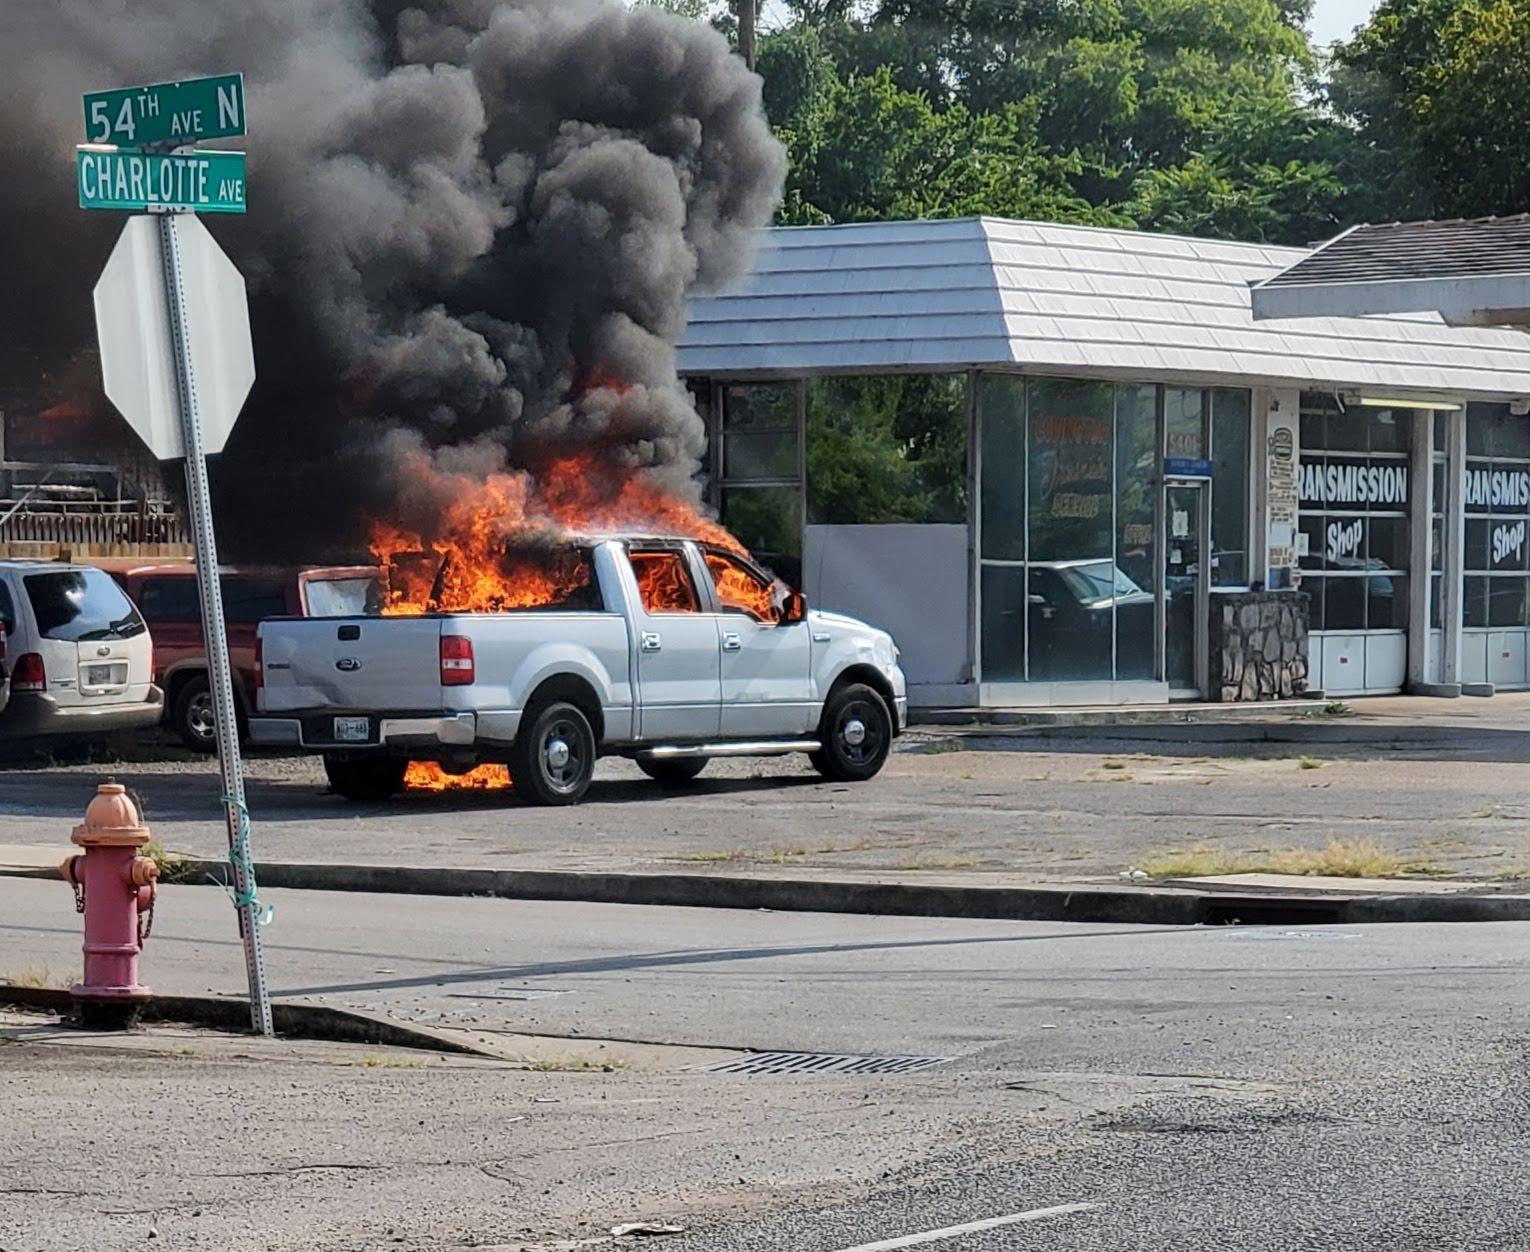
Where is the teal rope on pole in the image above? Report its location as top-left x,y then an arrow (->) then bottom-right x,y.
220,793 -> 273,926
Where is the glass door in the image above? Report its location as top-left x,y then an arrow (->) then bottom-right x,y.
1165,483 -> 1208,695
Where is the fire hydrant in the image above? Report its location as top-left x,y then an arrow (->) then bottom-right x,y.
59,781 -> 159,1027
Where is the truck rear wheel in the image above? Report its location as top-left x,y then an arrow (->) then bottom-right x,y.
810,683 -> 893,783
510,700 -> 596,806
323,754 -> 406,803
636,757 -> 708,787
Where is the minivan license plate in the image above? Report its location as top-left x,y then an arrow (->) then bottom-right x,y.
333,716 -> 370,742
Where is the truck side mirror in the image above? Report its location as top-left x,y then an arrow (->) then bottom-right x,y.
783,591 -> 807,624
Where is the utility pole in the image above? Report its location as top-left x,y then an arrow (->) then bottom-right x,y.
737,0 -> 756,69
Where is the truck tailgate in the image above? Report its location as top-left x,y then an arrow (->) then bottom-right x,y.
259,617 -> 443,714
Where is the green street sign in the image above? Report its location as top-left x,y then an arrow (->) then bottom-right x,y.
77,148 -> 247,214
83,73 -> 245,147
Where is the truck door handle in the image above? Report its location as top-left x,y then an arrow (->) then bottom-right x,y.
641,631 -> 662,652
721,632 -> 742,652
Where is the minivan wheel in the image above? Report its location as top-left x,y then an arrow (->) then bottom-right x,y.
509,700 -> 596,806
636,756 -> 708,787
172,675 -> 218,752
810,682 -> 893,783
323,754 -> 407,803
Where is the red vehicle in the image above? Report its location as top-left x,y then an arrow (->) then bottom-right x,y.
102,562 -> 381,750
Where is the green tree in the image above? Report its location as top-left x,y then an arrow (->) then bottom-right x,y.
1337,0 -> 1530,218
757,0 -> 1371,243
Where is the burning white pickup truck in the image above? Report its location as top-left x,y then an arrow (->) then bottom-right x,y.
250,536 -> 906,806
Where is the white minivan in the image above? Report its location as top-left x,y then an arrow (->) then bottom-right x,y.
0,561 -> 161,742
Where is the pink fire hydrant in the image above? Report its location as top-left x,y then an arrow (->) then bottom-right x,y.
59,781 -> 159,1026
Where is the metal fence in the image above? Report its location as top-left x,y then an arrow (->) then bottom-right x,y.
0,500 -> 190,554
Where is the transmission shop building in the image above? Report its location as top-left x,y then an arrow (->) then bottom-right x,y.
676,216 -> 1530,710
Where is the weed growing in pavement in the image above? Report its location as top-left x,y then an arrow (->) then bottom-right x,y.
1102,761 -> 1127,770
1135,838 -> 1445,881
142,838 -> 190,881
665,850 -> 738,863
1321,700 -> 1354,717
1298,756 -> 1323,770
349,1055 -> 425,1069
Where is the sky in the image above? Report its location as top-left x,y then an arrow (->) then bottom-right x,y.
1310,0 -> 1382,46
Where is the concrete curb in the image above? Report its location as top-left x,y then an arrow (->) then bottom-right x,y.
0,984 -> 496,1057
12,857 -> 1517,927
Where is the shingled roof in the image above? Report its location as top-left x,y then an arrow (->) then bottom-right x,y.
1251,216 -> 1530,325
679,217 -> 1530,398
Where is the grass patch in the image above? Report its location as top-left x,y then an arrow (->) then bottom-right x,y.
348,1054 -> 425,1070
4,966 -> 71,989
1298,756 -> 1323,770
896,856 -> 979,871
1136,838 -> 1444,881
528,1057 -> 629,1073
1101,761 -> 1127,770
665,850 -> 738,863
1321,700 -> 1354,717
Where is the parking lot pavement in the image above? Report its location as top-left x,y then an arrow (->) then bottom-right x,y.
6,722 -> 1530,883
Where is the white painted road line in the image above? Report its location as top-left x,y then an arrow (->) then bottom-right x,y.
830,1202 -> 1101,1252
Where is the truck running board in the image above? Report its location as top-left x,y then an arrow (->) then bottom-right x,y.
640,739 -> 821,760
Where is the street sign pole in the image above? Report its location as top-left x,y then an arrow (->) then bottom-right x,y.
157,210 -> 272,1037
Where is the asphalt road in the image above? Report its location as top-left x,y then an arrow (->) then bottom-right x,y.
3,879 -> 1529,1250
8,717 -> 1530,881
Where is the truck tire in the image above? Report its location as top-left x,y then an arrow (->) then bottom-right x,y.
810,682 -> 893,783
510,700 -> 596,806
172,674 -> 218,753
636,757 -> 708,787
323,754 -> 406,803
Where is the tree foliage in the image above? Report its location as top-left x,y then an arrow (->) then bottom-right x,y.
755,0 -> 1376,244
1337,0 -> 1530,219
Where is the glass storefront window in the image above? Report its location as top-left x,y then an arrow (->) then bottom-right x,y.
1164,388 -> 1205,460
979,565 -> 1027,681
979,376 -> 1026,560
721,485 -> 801,587
1115,385 -> 1157,680
1463,402 -> 1530,632
1298,397 -> 1411,633
805,374 -> 967,525
1210,389 -> 1249,587
1026,378 -> 1114,681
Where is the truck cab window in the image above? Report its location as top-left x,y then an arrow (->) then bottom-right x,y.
629,550 -> 700,614
704,552 -> 782,624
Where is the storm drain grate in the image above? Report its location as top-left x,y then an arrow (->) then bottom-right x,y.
702,1051 -> 953,1076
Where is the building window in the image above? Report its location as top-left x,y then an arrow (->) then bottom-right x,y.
718,382 -> 802,585
1298,398 -> 1411,634
1210,389 -> 1250,587
976,374 -> 1161,685
1463,402 -> 1530,632
805,375 -> 967,525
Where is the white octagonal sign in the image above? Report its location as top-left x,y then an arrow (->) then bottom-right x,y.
94,214 -> 255,460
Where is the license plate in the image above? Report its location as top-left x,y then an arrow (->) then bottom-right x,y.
86,665 -> 116,686
333,716 -> 371,742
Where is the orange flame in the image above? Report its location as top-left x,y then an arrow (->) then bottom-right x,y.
404,761 -> 511,791
371,447 -> 750,615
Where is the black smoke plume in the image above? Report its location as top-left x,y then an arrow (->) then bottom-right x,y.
0,0 -> 783,559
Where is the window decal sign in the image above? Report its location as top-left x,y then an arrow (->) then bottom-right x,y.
1300,462 -> 1408,507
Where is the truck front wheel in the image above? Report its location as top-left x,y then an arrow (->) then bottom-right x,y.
510,701 -> 596,806
810,683 -> 893,783
323,754 -> 407,803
